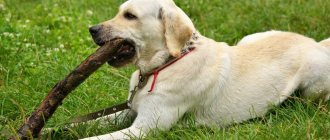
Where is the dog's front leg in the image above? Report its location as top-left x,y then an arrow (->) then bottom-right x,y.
81,96 -> 190,140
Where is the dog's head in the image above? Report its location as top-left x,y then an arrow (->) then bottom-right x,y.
89,0 -> 195,68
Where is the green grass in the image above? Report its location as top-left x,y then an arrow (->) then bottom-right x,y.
0,0 -> 330,139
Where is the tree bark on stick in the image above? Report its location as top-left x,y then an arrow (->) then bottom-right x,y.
13,39 -> 126,140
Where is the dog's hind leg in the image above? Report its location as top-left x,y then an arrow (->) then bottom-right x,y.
299,46 -> 330,102
313,38 -> 330,102
301,81 -> 330,102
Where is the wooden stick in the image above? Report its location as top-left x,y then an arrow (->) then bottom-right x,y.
13,39 -> 127,140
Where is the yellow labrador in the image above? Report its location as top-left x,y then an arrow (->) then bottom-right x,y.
82,0 -> 330,139
320,38 -> 330,47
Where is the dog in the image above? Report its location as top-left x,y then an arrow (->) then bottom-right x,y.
81,0 -> 330,139
320,38 -> 330,47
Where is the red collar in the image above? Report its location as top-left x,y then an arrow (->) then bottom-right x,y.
145,47 -> 196,93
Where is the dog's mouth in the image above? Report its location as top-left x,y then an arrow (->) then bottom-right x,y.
105,39 -> 136,67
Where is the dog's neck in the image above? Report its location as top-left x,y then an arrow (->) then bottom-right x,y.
137,32 -> 200,75
128,33 -> 199,105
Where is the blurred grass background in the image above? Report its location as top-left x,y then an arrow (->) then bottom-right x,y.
0,0 -> 329,139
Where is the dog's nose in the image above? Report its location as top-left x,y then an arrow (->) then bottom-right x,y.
89,25 -> 102,36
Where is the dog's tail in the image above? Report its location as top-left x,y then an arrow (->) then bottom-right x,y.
320,38 -> 330,48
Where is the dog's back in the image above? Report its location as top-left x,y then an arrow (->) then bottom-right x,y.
320,38 -> 330,47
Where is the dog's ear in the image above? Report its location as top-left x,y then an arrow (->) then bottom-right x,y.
160,2 -> 194,57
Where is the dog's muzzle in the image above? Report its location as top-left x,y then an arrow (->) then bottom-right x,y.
89,25 -> 136,67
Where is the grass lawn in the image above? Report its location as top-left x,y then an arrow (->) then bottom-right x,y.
1,0 -> 330,139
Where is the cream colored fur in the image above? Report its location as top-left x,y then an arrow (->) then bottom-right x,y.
320,38 -> 330,47
80,0 -> 330,139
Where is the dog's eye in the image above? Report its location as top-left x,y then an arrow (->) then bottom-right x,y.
124,12 -> 137,20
